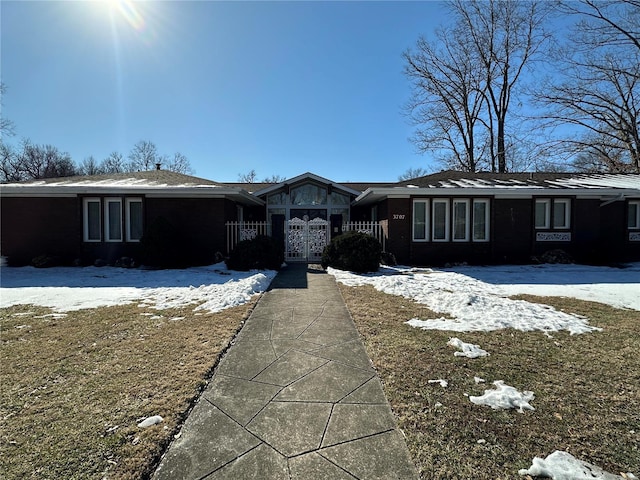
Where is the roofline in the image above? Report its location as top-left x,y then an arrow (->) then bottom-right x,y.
252,172 -> 362,197
353,186 -> 640,205
0,185 -> 265,206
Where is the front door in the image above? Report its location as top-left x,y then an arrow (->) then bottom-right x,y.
286,216 -> 329,262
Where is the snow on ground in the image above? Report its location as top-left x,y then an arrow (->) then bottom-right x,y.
0,263 -> 276,313
469,381 -> 535,413
446,337 -> 490,358
328,263 -> 640,334
518,450 -> 638,480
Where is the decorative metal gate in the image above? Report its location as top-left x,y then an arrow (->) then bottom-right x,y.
286,217 -> 328,262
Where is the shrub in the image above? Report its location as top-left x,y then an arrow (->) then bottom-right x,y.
31,254 -> 63,268
225,235 -> 284,271
321,231 -> 382,273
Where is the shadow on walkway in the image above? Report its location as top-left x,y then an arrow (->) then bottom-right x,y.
267,263 -> 309,290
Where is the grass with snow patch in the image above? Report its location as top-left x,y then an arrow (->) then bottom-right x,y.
339,284 -> 639,479
0,301 -> 256,479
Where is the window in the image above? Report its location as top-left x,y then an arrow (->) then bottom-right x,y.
290,184 -> 327,205
413,197 -> 490,242
126,198 -> 143,242
432,199 -> 450,241
535,199 -> 550,229
453,199 -> 470,241
536,198 -> 570,230
553,199 -> 571,229
105,199 -> 123,242
413,200 -> 429,241
330,191 -> 350,205
473,199 -> 490,241
267,192 -> 288,205
629,201 -> 640,229
83,198 -> 101,242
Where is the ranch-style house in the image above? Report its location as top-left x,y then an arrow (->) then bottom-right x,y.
1,169 -> 639,267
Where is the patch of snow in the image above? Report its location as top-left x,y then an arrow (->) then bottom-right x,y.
447,337 -> 490,358
518,450 -> 637,480
328,263 -> 640,334
137,415 -> 163,428
474,376 -> 486,384
428,379 -> 448,388
469,380 -> 535,413
0,263 -> 276,313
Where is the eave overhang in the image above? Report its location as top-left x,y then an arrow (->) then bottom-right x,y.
0,185 -> 265,206
353,186 -> 640,206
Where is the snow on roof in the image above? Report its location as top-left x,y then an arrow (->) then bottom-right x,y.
4,170 -> 225,189
396,171 -> 640,190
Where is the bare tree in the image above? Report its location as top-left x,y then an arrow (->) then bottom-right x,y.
165,152 -> 194,174
101,151 -> 126,173
78,156 -> 104,176
263,174 -> 286,183
0,142 -> 22,182
404,24 -> 488,172
405,1 -> 552,173
128,140 -> 158,171
238,169 -> 258,183
537,0 -> 640,172
452,0 -> 553,173
0,140 -> 76,181
398,167 -> 430,181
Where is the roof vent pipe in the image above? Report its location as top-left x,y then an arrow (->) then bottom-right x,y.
155,163 -> 161,170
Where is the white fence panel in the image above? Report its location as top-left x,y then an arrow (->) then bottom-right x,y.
226,221 -> 271,253
343,221 -> 387,250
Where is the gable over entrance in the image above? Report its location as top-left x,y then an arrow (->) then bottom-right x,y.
251,172 -> 362,225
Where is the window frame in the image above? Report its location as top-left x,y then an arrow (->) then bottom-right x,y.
628,200 -> 640,230
553,198 -> 571,229
432,198 -> 450,242
472,198 -> 490,242
452,199 -> 470,242
412,199 -> 429,242
535,199 -> 551,229
104,198 -> 123,242
83,197 -> 102,243
125,198 -> 143,242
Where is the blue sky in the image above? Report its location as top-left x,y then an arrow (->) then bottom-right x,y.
2,1 -> 450,182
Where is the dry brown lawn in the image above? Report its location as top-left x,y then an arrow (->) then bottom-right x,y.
2,277 -> 638,480
0,301 -> 255,479
339,284 -> 640,480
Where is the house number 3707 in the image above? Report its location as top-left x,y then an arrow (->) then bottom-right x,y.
393,214 -> 406,220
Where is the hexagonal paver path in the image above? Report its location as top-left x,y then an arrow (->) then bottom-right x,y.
153,264 -> 418,480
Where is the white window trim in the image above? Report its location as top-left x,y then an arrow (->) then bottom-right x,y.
628,200 -> 640,230
553,199 -> 571,229
104,198 -> 123,242
535,199 -> 551,229
472,199 -> 490,242
83,197 -> 102,242
432,199 -> 450,242
125,198 -> 143,242
452,199 -> 470,242
412,199 -> 429,242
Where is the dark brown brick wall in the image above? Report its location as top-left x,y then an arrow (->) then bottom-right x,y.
1,197 -> 81,265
